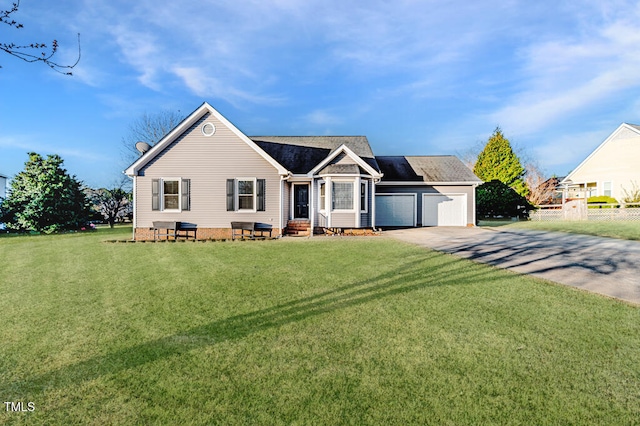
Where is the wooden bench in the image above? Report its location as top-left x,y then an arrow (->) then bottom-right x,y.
231,222 -> 273,240
153,221 -> 197,240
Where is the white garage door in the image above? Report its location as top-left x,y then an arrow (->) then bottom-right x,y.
422,194 -> 467,226
375,194 -> 416,227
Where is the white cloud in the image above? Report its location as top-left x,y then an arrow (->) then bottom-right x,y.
303,110 -> 343,126
172,66 -> 284,106
489,5 -> 640,135
0,135 -> 105,163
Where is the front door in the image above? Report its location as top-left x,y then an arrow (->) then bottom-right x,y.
294,184 -> 309,219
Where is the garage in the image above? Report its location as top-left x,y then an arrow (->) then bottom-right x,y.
375,194 -> 416,227
422,193 -> 467,226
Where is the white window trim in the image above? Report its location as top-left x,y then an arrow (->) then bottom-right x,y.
236,177 -> 257,213
318,180 -> 327,213
331,180 -> 356,212
161,177 -> 181,212
602,180 -> 613,197
360,180 -> 368,213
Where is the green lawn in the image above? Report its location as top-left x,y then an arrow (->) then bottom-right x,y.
1,227 -> 639,425
480,219 -> 640,241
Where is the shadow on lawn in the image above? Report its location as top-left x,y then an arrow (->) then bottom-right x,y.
9,253 -> 498,396
440,229 -> 640,277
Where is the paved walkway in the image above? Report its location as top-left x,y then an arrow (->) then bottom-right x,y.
386,227 -> 640,304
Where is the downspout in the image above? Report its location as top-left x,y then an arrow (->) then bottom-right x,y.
309,178 -> 315,237
371,176 -> 380,231
326,176 -> 332,228
355,176 -> 361,228
130,174 -> 136,240
280,173 -> 291,237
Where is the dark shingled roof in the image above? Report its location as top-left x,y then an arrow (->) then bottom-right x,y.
376,156 -> 481,183
251,136 -> 379,174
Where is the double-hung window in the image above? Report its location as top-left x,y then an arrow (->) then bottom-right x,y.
319,182 -> 326,211
238,179 -> 255,211
163,180 -> 180,210
152,178 -> 190,211
227,178 -> 266,212
360,181 -> 368,212
332,181 -> 353,210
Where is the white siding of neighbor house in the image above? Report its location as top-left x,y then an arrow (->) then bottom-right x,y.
135,112 -> 282,229
377,184 -> 476,226
0,175 -> 6,199
568,126 -> 640,200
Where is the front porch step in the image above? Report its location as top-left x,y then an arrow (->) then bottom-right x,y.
285,220 -> 311,236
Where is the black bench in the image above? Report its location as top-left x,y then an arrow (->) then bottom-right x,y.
153,221 -> 197,240
231,222 -> 273,240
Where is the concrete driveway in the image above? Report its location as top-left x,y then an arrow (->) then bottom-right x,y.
385,227 -> 640,304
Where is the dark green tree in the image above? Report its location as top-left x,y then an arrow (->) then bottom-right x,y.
0,153 -> 91,232
474,127 -> 528,197
476,180 -> 533,219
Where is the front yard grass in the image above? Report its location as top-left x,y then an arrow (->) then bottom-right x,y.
480,219 -> 640,241
1,227 -> 639,425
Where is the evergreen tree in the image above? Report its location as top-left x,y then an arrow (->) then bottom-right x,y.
0,153 -> 91,232
476,180 -> 532,219
474,127 -> 528,197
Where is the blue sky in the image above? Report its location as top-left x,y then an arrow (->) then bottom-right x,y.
2,0 -> 640,188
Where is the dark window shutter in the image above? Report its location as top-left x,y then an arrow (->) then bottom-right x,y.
152,179 -> 160,211
226,179 -> 235,211
257,179 -> 266,211
181,179 -> 190,211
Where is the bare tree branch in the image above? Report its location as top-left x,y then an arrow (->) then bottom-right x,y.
1,1 -> 81,75
121,110 -> 185,167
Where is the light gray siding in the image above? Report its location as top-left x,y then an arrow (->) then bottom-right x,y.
330,152 -> 357,166
376,184 -> 476,226
135,112 -> 282,229
331,212 -> 356,228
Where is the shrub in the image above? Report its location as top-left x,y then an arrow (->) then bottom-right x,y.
476,180 -> 533,219
621,181 -> 640,207
587,196 -> 619,209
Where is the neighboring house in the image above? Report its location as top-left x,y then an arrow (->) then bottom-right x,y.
561,123 -> 640,201
125,103 -> 481,240
0,172 -> 6,200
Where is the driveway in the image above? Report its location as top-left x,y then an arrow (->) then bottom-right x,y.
385,227 -> 640,304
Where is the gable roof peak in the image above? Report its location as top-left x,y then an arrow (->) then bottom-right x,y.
124,102 -> 288,176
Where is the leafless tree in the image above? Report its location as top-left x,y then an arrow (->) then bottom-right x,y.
621,181 -> 640,206
86,181 -> 132,228
121,110 -> 185,167
525,162 -> 558,206
1,1 -> 80,75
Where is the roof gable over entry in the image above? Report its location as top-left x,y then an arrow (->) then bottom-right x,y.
252,136 -> 380,175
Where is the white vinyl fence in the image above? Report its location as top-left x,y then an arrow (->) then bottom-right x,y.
531,203 -> 640,222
